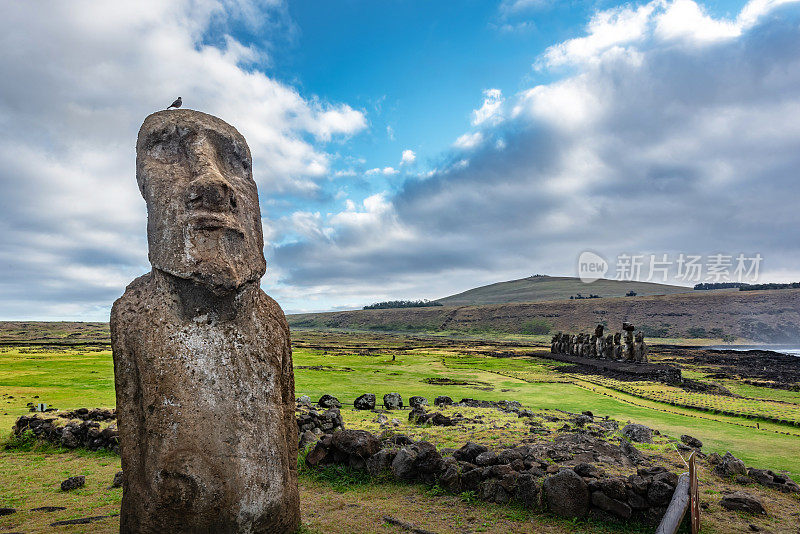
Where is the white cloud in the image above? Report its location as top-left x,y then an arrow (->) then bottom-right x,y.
472,88 -> 505,126
539,0 -> 800,68
366,167 -> 399,176
400,149 -> 416,165
0,0 -> 366,319
273,0 -> 800,312
453,131 -> 484,150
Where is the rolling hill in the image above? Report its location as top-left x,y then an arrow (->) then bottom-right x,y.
288,288 -> 800,342
435,275 -> 695,306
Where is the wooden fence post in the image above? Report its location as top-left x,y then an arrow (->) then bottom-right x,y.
689,451 -> 701,533
655,473 -> 690,534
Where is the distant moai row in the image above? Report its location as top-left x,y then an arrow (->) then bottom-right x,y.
550,323 -> 648,363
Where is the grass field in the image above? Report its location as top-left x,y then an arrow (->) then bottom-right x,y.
2,328 -> 800,533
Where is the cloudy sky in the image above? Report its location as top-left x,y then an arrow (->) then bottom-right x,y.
1,0 -> 799,319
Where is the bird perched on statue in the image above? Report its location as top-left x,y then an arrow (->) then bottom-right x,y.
166,97 -> 182,110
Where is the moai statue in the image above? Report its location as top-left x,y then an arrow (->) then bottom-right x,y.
569,334 -> 576,355
604,333 -> 614,359
594,325 -> 605,359
622,322 -> 636,362
589,334 -> 598,358
583,333 -> 591,358
551,333 -> 560,353
613,332 -> 622,359
634,331 -> 648,363
111,110 -> 300,533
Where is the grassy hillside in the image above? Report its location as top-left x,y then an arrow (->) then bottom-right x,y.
436,275 -> 694,306
290,288 -> 800,342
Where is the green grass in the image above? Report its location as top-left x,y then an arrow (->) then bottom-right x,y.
2,338 -> 800,479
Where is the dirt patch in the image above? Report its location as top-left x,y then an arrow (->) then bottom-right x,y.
296,365 -> 355,372
422,377 -> 491,387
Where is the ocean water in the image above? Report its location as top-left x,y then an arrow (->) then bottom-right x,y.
703,345 -> 800,357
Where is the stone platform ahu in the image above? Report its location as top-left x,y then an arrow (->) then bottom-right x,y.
551,323 -> 649,363
111,110 -> 300,533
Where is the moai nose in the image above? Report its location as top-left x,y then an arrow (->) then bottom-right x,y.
187,174 -> 236,212
186,133 -> 237,212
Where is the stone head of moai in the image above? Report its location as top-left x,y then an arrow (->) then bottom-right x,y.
594,324 -> 604,337
635,331 -> 644,342
622,322 -> 635,332
136,110 -> 266,293
614,332 -> 622,344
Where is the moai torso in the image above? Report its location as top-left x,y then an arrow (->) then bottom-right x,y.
603,334 -> 614,359
111,110 -> 299,534
634,332 -> 648,363
613,332 -> 622,359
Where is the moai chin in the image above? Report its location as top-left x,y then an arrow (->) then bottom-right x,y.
110,110 -> 300,533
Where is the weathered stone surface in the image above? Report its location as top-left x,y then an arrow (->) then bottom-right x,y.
391,441 -> 443,483
111,471 -> 124,489
111,110 -> 299,533
383,392 -> 403,410
621,423 -> 653,443
543,469 -> 590,518
318,394 -> 341,408
720,492 -> 767,514
591,491 -> 632,519
354,393 -> 376,410
367,448 -> 398,477
453,442 -> 488,463
60,476 -> 85,491
434,395 -> 453,407
715,451 -> 747,477
0,508 -> 16,516
680,434 -> 703,448
331,430 -> 381,461
647,481 -> 673,506
409,396 -> 428,409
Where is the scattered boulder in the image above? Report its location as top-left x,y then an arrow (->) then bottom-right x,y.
60,475 -> 85,491
573,462 -> 601,478
434,396 -> 453,407
543,469 -> 590,518
720,492 -> 767,515
383,393 -> 403,410
453,442 -> 488,463
367,448 -> 398,478
715,452 -> 747,478
296,405 -> 344,437
647,481 -> 673,506
591,490 -> 632,519
680,434 -> 702,448
409,396 -> 428,409
374,413 -> 389,424
318,394 -> 341,408
111,471 -> 124,488
31,506 -> 67,512
391,441 -> 443,483
621,423 -> 653,443
408,407 -> 453,426
330,430 -> 382,469
296,395 -> 312,407
354,393 -> 376,410
0,508 -> 16,516
747,468 -> 800,493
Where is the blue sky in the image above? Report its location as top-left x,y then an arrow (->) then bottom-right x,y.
1,0 -> 800,319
